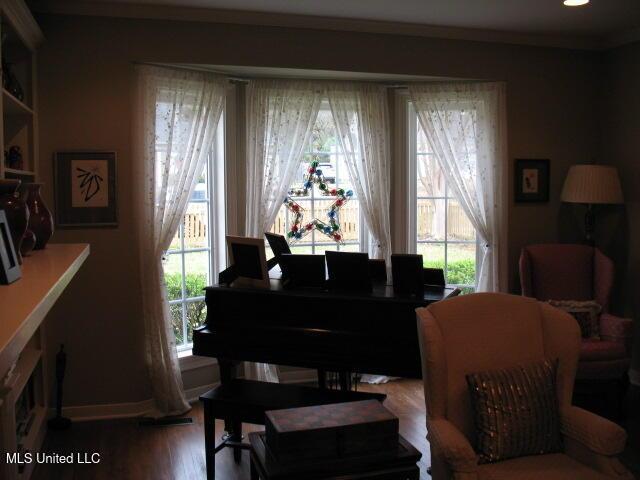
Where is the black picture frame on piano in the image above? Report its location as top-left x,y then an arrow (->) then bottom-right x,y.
391,254 -> 424,296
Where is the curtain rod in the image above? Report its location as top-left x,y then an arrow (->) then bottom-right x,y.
134,61 -> 410,88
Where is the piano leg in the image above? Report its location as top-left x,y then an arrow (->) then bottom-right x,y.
203,400 -> 216,480
338,371 -> 351,391
317,369 -> 327,389
231,419 -> 242,463
218,358 -> 243,462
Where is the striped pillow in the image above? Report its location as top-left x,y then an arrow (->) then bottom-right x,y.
466,359 -> 562,464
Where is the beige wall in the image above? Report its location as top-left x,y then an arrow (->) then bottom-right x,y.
36,13 -> 603,406
600,42 -> 640,379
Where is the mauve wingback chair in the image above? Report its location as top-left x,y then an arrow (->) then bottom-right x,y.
519,244 -> 632,396
416,293 -> 633,480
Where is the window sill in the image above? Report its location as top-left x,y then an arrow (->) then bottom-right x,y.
178,349 -> 217,372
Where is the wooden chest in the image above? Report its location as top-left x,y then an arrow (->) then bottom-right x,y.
264,400 -> 399,463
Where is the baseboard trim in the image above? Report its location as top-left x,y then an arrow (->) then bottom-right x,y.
61,398 -> 156,422
60,369 -> 317,422
279,368 -> 317,385
630,368 -> 640,387
184,382 -> 218,403
60,383 -> 220,422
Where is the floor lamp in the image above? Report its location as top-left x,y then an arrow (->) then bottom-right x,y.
561,164 -> 624,245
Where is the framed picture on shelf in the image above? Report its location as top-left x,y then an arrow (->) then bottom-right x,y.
0,210 -> 21,284
514,159 -> 550,203
54,151 -> 117,227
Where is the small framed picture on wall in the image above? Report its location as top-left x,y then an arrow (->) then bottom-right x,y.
514,159 -> 550,203
54,151 -> 118,227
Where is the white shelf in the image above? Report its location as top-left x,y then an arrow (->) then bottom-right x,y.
4,348 -> 41,401
2,88 -> 33,117
0,244 -> 90,382
19,405 -> 46,452
16,406 -> 46,480
4,168 -> 35,176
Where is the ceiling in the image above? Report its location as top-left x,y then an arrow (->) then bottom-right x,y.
31,0 -> 640,48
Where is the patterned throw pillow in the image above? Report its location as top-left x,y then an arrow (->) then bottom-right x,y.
547,300 -> 601,339
466,359 -> 562,464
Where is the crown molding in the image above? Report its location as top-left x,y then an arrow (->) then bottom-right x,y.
2,0 -> 44,50
28,0 -> 610,51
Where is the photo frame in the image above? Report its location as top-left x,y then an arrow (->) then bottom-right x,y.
226,236 -> 270,289
0,210 -> 21,284
54,151 -> 118,227
514,159 -> 550,203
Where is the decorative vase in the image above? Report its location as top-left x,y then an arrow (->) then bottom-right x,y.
0,179 -> 29,263
22,183 -> 54,250
20,229 -> 36,257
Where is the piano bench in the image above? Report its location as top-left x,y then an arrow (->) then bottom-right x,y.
200,379 -> 387,480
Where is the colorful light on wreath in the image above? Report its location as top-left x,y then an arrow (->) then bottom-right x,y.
283,154 -> 353,245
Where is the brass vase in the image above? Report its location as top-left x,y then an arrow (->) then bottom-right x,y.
22,183 -> 54,250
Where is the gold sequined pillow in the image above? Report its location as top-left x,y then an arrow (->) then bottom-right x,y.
547,300 -> 601,339
466,359 -> 562,464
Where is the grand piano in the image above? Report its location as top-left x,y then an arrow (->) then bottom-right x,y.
193,272 -> 456,383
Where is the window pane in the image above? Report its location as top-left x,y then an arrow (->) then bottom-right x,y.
163,253 -> 183,301
183,251 -> 209,298
293,199 -> 314,245
416,120 -> 432,154
447,200 -> 476,241
339,202 -> 359,243
191,171 -> 208,201
186,300 -> 207,344
311,110 -> 337,152
170,303 -> 184,345
417,243 -> 445,269
314,245 -> 339,256
183,202 -> 209,249
168,229 -> 182,252
340,243 -> 361,252
447,244 -> 476,286
416,155 -> 444,198
290,245 -> 313,255
417,199 -> 446,241
271,207 -> 288,237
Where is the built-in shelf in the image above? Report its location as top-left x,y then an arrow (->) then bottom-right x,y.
0,5 -> 45,479
5,348 -> 42,401
2,89 -> 33,117
19,405 -> 46,451
0,244 -> 90,382
4,168 -> 35,176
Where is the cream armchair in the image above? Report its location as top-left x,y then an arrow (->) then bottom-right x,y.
416,293 -> 634,480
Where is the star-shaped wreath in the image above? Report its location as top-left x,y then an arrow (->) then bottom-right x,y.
283,155 -> 353,245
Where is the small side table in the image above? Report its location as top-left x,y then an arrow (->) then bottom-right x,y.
249,432 -> 421,480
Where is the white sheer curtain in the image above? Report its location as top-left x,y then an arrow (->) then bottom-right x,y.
409,82 -> 507,292
326,82 -> 392,386
326,82 -> 392,266
245,79 -> 323,382
134,65 -> 226,416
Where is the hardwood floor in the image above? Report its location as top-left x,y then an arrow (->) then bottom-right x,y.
32,380 -> 639,480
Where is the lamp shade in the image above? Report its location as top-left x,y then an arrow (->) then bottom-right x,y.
561,165 -> 624,204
